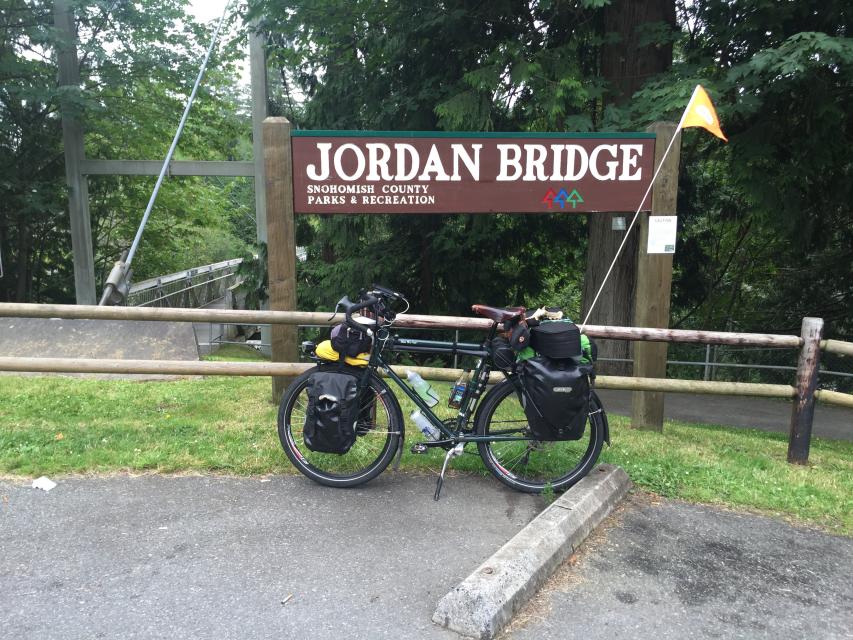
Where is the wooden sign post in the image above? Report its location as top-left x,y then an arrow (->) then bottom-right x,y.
631,122 -> 680,431
263,117 -> 299,402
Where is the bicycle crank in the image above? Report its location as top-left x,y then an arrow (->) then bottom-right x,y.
434,443 -> 465,501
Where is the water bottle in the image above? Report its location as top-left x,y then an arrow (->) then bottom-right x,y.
448,369 -> 469,409
406,370 -> 439,407
411,410 -> 441,441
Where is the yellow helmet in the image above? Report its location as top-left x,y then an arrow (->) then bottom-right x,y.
315,339 -> 369,367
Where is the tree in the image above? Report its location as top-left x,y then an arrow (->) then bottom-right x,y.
580,0 -> 676,375
0,0 -> 252,303
615,0 -> 852,341
250,0 -> 589,315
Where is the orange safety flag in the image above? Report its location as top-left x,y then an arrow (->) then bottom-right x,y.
679,84 -> 728,141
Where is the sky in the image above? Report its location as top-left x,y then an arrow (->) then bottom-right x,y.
185,0 -> 250,86
186,0 -> 230,24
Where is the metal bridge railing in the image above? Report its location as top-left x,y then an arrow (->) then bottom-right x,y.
126,258 -> 243,308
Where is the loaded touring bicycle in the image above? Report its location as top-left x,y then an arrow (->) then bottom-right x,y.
277,285 -> 608,500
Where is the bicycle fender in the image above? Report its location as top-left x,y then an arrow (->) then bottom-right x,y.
392,421 -> 406,471
591,390 -> 610,446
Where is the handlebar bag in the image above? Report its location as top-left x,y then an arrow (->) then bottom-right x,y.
519,356 -> 590,440
529,320 -> 583,360
303,371 -> 360,454
331,323 -> 372,358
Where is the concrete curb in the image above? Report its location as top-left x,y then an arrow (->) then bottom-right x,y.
432,464 -> 632,639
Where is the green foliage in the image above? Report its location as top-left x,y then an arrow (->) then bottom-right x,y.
0,0 -> 252,303
292,212 -> 588,316
250,0 -> 852,360
235,242 -> 268,310
609,3 -> 853,342
4,0 -> 850,379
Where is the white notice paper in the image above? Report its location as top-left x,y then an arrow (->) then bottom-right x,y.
647,216 -> 678,254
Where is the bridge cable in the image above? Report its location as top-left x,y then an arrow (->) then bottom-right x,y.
100,0 -> 234,305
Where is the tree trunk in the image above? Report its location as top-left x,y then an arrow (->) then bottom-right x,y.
582,216 -> 638,374
15,215 -> 29,302
419,217 -> 435,311
600,0 -> 675,103
582,0 -> 675,375
0,221 -> 8,302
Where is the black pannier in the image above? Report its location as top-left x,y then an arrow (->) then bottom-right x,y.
519,356 -> 591,440
529,320 -> 583,360
304,371 -> 360,453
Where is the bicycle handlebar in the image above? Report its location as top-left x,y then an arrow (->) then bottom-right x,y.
336,294 -> 380,333
368,283 -> 404,300
335,285 -> 407,333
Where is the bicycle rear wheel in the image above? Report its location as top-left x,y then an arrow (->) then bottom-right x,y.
475,378 -> 605,494
278,367 -> 403,488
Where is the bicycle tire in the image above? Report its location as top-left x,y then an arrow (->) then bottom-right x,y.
278,367 -> 403,488
475,378 -> 605,494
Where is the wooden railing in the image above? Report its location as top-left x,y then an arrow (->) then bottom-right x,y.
1,303 -> 850,464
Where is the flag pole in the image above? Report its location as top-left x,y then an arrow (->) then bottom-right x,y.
676,84 -> 700,130
579,122 -> 684,329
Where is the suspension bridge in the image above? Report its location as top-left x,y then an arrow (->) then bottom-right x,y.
126,258 -> 253,355
0,259 -> 249,374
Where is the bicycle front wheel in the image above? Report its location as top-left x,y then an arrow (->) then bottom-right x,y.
475,379 -> 605,494
278,367 -> 403,488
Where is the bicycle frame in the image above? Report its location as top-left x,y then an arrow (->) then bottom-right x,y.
364,322 -> 529,444
284,289 -> 608,499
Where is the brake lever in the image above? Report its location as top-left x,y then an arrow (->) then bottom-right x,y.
329,295 -> 352,322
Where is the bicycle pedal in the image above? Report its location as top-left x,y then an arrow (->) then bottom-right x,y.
410,443 -> 429,454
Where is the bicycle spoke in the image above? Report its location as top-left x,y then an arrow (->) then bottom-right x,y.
283,376 -> 398,477
477,380 -> 604,492
496,444 -> 533,471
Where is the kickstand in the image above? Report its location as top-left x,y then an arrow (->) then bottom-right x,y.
434,443 -> 464,501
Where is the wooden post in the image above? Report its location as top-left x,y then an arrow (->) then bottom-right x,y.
263,117 -> 298,403
631,122 -> 681,431
249,23 -> 271,355
788,317 -> 823,464
249,25 -> 268,243
54,0 -> 96,305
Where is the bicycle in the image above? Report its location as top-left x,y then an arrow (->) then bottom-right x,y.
277,285 -> 609,499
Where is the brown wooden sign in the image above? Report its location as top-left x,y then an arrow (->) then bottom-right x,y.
291,131 -> 656,214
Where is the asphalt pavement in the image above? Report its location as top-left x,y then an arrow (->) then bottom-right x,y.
2,474 -> 850,640
505,494 -> 853,639
0,473 -> 541,640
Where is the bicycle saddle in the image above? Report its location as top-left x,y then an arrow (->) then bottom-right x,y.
471,304 -> 526,323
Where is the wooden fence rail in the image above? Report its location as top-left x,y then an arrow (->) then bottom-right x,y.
0,355 -> 798,398
0,303 -> 851,464
3,356 -> 850,413
0,302 -> 806,347
822,339 -> 853,357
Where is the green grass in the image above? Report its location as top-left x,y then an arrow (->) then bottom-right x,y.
202,344 -> 271,362
0,371 -> 850,535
